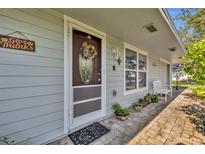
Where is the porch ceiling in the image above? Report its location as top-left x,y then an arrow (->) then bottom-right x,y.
56,8 -> 185,64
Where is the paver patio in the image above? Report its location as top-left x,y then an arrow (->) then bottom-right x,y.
128,89 -> 205,145
50,88 -> 185,145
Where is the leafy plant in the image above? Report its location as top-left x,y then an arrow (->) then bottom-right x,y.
142,93 -> 152,106
0,136 -> 15,145
112,103 -> 131,117
191,85 -> 205,100
112,103 -> 121,114
132,101 -> 142,112
174,8 -> 205,45
150,94 -> 159,103
123,108 -> 131,116
183,40 -> 205,85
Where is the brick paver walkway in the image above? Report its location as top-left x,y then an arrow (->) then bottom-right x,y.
50,88 -> 185,145
128,89 -> 205,145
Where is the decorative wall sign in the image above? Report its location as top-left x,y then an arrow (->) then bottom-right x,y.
0,35 -> 35,52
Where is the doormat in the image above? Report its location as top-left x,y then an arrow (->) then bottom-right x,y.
68,122 -> 110,145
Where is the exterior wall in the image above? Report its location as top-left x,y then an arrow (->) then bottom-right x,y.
106,35 -> 154,115
0,9 -> 172,144
148,56 -> 161,93
105,36 -> 167,116
0,9 -> 65,144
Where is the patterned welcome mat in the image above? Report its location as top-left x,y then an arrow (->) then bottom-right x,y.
68,122 -> 110,145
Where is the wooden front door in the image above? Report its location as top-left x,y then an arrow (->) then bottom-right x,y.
73,30 -> 101,86
71,29 -> 103,129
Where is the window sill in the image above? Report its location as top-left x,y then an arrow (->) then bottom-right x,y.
124,87 -> 148,96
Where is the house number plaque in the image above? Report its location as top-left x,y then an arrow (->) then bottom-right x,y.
0,35 -> 35,52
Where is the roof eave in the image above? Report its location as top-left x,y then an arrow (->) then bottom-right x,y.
158,8 -> 186,53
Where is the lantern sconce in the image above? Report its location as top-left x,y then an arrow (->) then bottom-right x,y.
112,48 -> 121,65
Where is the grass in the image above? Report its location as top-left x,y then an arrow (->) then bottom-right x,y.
172,80 -> 205,101
172,80 -> 194,88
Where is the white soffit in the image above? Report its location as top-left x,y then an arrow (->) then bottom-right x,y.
57,8 -> 185,63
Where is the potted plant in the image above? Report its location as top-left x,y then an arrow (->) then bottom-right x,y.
112,103 -> 131,121
143,94 -> 150,107
132,101 -> 142,112
150,94 -> 159,103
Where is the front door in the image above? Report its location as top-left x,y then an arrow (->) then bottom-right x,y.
71,29 -> 104,129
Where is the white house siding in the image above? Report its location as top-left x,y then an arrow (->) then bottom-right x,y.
148,56 -> 161,92
0,9 -> 173,144
106,35 -> 148,115
0,9 -> 65,144
106,36 -> 167,115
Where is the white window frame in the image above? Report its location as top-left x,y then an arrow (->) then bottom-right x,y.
124,42 -> 148,95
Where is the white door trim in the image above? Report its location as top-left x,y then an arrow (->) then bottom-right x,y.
64,15 -> 106,133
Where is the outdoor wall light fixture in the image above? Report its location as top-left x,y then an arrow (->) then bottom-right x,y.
112,48 -> 121,65
113,90 -> 117,97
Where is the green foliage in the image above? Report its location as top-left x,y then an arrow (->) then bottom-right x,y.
187,9 -> 205,39
174,8 -> 205,44
172,79 -> 191,87
183,40 -> 205,85
132,101 -> 142,112
143,94 -> 149,102
112,103 -> 121,114
132,101 -> 142,107
0,136 -> 15,145
191,85 -> 205,100
143,93 -> 159,105
112,103 -> 131,116
149,94 -> 159,103
123,108 -> 131,116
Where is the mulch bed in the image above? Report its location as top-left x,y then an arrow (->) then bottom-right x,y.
182,104 -> 205,135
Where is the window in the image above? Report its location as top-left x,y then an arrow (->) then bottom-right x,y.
126,71 -> 137,91
124,44 -> 147,94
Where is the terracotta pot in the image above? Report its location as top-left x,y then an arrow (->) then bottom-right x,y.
115,115 -> 128,121
143,101 -> 149,107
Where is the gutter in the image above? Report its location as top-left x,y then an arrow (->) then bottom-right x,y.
158,8 -> 186,53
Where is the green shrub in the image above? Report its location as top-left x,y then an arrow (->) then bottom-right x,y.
191,85 -> 205,100
183,40 -> 205,85
112,103 -> 131,116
